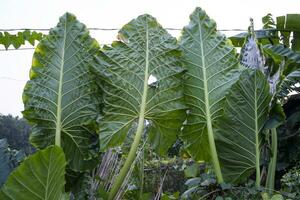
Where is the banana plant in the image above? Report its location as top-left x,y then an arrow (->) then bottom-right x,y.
179,7 -> 241,183
93,14 -> 186,199
22,12 -> 101,171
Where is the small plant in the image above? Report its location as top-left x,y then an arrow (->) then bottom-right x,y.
281,164 -> 300,198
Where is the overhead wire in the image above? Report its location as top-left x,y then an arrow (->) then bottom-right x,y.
0,27 -> 261,51
0,27 -> 292,82
0,27 -> 249,32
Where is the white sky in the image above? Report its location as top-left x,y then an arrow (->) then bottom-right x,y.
0,0 -> 299,117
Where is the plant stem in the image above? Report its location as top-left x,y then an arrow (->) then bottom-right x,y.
108,117 -> 144,200
207,121 -> 224,183
254,73 -> 261,187
266,128 -> 278,193
197,16 -> 223,183
139,147 -> 144,199
108,24 -> 150,200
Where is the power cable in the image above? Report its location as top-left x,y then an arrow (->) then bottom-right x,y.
0,76 -> 26,82
0,27 -> 249,32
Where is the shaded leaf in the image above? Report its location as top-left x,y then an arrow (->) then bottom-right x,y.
0,146 -> 66,200
215,69 -> 271,183
0,139 -> 24,186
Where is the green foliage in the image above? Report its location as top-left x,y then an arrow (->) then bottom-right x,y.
0,114 -> 34,154
1,7 -> 299,200
179,7 -> 240,183
0,138 -> 25,187
277,94 -> 300,171
184,163 -> 200,178
93,13 -> 185,199
281,164 -> 300,198
215,69 -> 271,185
161,192 -> 180,200
65,170 -> 96,200
22,12 -> 101,171
262,14 -> 276,29
0,146 -> 66,200
229,13 -> 300,49
182,173 -> 291,200
0,30 -> 44,49
93,14 -> 185,154
280,14 -> 300,52
229,30 -> 278,47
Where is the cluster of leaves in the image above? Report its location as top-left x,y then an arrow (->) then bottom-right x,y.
0,139 -> 25,187
0,30 -> 44,49
0,6 -> 299,200
281,164 -> 300,198
277,95 -> 300,170
182,173 -> 293,200
229,13 -> 300,52
0,114 -> 34,154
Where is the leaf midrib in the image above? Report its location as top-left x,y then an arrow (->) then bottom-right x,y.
55,20 -> 67,147
197,14 -> 223,183
139,21 -> 150,124
44,148 -> 53,200
254,72 -> 260,186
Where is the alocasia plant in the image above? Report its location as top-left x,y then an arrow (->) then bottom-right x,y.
215,69 -> 271,186
0,12 -> 103,200
179,7 -> 240,183
22,12 -> 101,171
93,14 -> 186,199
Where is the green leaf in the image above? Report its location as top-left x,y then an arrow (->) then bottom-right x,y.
262,14 -> 276,29
184,163 -> 199,178
229,29 -> 278,47
215,69 -> 271,185
179,7 -> 240,182
0,30 -> 44,49
262,44 -> 300,97
285,14 -> 300,52
271,194 -> 284,200
22,13 -> 101,171
263,44 -> 300,64
279,70 -> 300,97
0,146 -> 66,200
264,101 -> 286,129
276,14 -> 300,51
93,14 -> 186,155
276,16 -> 291,47
185,177 -> 201,187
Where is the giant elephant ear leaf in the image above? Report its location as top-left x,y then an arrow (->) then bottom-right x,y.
215,69 -> 271,185
0,146 -> 66,200
93,14 -> 186,155
22,13 -> 101,171
179,7 -> 240,182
